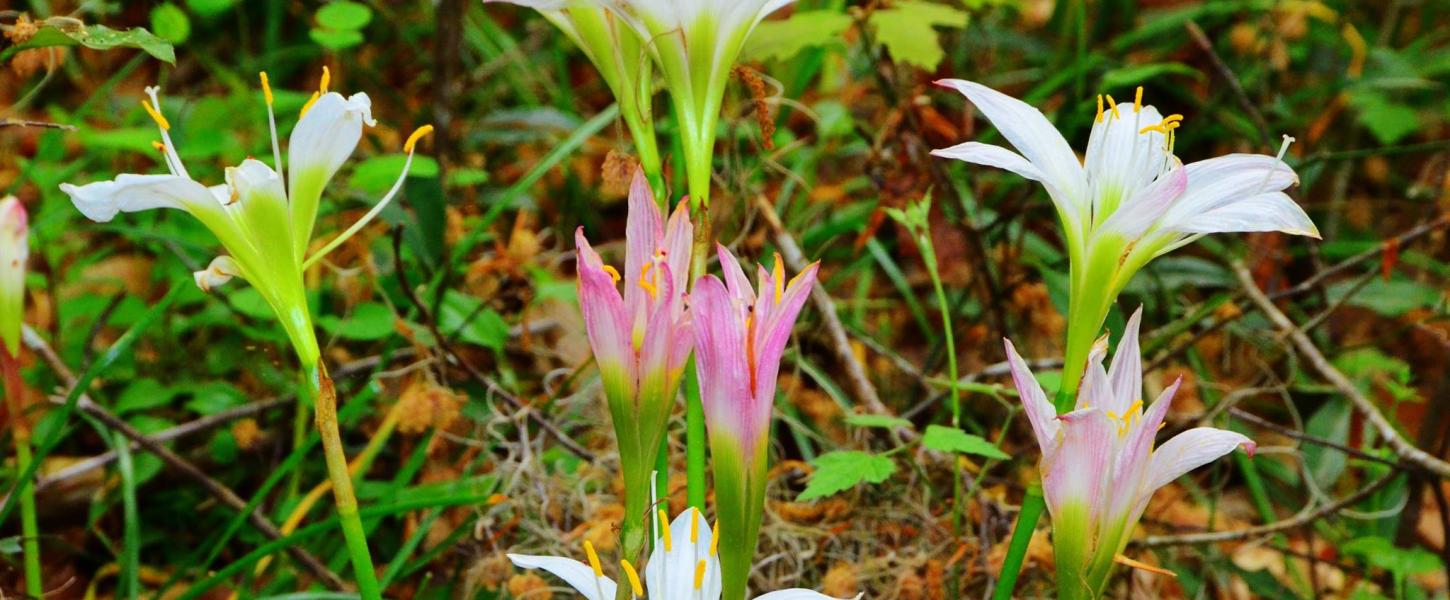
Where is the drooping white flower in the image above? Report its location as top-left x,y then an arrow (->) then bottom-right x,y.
60,70 -> 432,365
932,80 -> 1318,394
509,508 -> 856,600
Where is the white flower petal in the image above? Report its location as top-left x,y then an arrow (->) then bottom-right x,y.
1004,338 -> 1058,455
1172,191 -> 1319,238
1106,307 -> 1144,410
645,509 -> 719,600
60,174 -> 210,223
1084,101 -> 1166,214
287,91 -> 375,256
193,256 -> 242,293
1096,165 -> 1186,239
508,553 -> 618,600
754,589 -> 861,600
931,142 -> 1047,182
935,79 -> 1087,221
1145,427 -> 1255,494
1158,153 -> 1304,233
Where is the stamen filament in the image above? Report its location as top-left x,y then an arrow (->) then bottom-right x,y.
302,127 -> 433,269
143,87 -> 189,179
260,72 -> 285,184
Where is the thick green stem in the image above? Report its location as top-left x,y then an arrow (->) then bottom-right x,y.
3,349 -> 41,598
992,484 -> 1045,600
308,362 -> 382,599
685,202 -> 712,511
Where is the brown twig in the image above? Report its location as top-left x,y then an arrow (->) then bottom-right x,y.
1185,20 -> 1272,148
0,118 -> 75,130
1137,473 -> 1397,547
1235,261 -> 1450,479
390,228 -> 595,460
1227,407 -> 1404,470
19,327 -> 347,589
753,194 -> 916,441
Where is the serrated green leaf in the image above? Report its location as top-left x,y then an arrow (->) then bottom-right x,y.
844,414 -> 913,430
743,11 -> 852,63
2,23 -> 175,64
797,451 -> 896,501
922,425 -> 1010,460
867,1 -> 968,71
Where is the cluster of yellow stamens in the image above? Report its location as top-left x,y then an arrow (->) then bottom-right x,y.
568,508 -> 724,598
1104,400 -> 1145,437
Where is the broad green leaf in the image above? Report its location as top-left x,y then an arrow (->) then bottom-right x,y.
309,28 -> 364,50
845,414 -> 914,430
1348,89 -> 1421,145
318,302 -> 397,341
438,291 -> 510,352
348,154 -> 441,195
150,3 -> 192,44
797,451 -> 896,501
1,23 -> 174,64
115,378 -> 178,414
316,1 -> 374,31
1325,278 -> 1442,318
921,425 -> 1010,459
743,11 -> 852,63
867,1 -> 969,71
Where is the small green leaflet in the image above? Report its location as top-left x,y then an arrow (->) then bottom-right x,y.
922,425 -> 1010,460
743,10 -> 852,63
868,1 -> 969,71
844,414 -> 913,430
2,24 -> 175,64
797,451 -> 896,501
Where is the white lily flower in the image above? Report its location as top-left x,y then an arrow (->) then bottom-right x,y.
487,0 -> 664,196
509,508 -> 858,600
60,70 -> 432,366
0,196 -> 27,357
931,80 -> 1319,394
595,0 -> 796,204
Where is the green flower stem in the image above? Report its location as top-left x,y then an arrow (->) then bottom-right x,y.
3,348 -> 42,598
993,484 -> 1044,600
685,201 -> 713,512
307,361 -> 382,599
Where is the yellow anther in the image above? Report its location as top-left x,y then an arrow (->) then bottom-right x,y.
320,65 -> 331,94
1133,86 -> 1143,113
584,540 -> 604,577
1161,114 -> 1184,126
299,91 -> 321,119
710,521 -> 720,556
141,99 -> 170,131
260,72 -> 274,106
621,559 -> 645,597
693,559 -> 707,590
151,140 -> 166,153
639,263 -> 659,301
601,264 -> 622,284
772,253 -> 785,304
1095,94 -> 1104,123
1105,94 -> 1121,119
405,124 -> 435,153
690,507 -> 700,543
658,509 -> 672,551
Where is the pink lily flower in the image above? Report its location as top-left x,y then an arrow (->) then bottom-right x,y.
1005,307 -> 1256,599
575,168 -> 694,560
690,245 -> 818,600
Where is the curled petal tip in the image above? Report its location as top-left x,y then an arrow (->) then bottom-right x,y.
1241,440 -> 1258,458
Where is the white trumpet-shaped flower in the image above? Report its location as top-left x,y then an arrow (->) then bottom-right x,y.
509,508 -> 856,600
60,70 -> 432,366
487,0 -> 664,196
932,80 -> 1318,396
596,0 -> 795,205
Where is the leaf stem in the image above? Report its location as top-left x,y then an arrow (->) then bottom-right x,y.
2,348 -> 42,598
